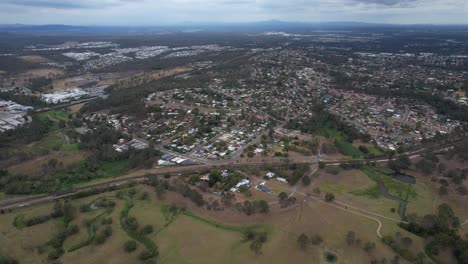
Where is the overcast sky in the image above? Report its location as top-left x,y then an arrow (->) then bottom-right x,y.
0,0 -> 466,25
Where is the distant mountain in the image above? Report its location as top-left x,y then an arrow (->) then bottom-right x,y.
0,21 -> 466,35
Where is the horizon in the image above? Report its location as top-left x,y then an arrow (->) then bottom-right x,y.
3,20 -> 468,28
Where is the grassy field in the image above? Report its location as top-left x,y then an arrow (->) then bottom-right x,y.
310,169 -> 402,219
0,183 -> 434,264
318,124 -> 365,158
36,109 -> 71,132
360,167 -> 417,201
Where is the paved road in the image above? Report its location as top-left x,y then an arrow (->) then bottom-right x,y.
0,139 -> 463,213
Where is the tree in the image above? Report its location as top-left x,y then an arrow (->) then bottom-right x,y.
297,233 -> 309,249
388,154 -> 411,173
256,200 -> 269,214
346,231 -> 356,246
221,192 -> 235,207
302,175 -> 311,186
141,225 -> 153,235
364,241 -> 376,253
278,192 -> 288,201
250,240 -> 263,255
124,240 -> 137,252
325,193 -> 335,202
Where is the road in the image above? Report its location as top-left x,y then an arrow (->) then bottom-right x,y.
0,139 -> 463,214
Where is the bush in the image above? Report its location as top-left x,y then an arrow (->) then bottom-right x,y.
324,252 -> 337,263
0,255 -> 18,264
141,225 -> 154,235
101,217 -> 113,225
325,193 -> 335,202
124,240 -> 137,252
138,250 -> 154,260
302,175 -> 311,186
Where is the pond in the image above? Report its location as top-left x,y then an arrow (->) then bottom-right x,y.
392,173 -> 416,184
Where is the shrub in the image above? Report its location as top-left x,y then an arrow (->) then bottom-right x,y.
302,175 -> 311,186
141,225 -> 153,235
124,240 -> 137,252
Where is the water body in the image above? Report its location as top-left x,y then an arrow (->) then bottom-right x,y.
392,173 -> 416,184
378,172 -> 416,220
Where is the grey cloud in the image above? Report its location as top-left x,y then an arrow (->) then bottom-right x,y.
2,0 -> 130,9
347,0 -> 419,6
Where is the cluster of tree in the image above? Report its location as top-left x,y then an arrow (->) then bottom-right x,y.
297,233 -> 323,250
288,164 -> 308,186
334,73 -> 468,122
0,91 -> 46,107
146,176 -> 169,200
28,77 -> 52,92
128,147 -> 160,169
47,201 -> 76,260
339,162 -> 364,170
78,126 -> 125,159
286,103 -> 369,142
325,193 -> 335,202
234,200 -> 269,215
0,116 -> 50,149
203,170 -> 245,191
173,183 -> 205,206
243,229 -> 268,255
95,226 -> 113,245
0,254 -> 18,264
388,154 -> 411,173
0,156 -> 128,194
278,192 -> 296,208
124,240 -> 138,253
399,203 -> 467,263
345,231 -> 377,254
381,234 -> 425,263
415,153 -> 438,175
120,196 -> 159,262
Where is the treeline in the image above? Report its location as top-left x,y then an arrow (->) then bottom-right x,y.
332,72 -> 468,122
286,104 -> 369,142
79,125 -> 160,168
82,72 -> 211,117
0,91 -> 46,107
0,116 -> 50,149
399,203 -> 468,264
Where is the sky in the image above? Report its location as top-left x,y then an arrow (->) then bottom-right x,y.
0,0 -> 467,25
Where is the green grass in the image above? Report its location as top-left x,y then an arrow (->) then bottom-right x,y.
350,185 -> 381,199
335,139 -> 364,158
46,159 -> 129,192
37,132 -> 63,150
320,183 -> 347,195
36,109 -> 71,132
318,124 -> 364,158
367,145 -> 384,156
13,215 -> 25,229
61,143 -> 79,152
361,167 -> 417,201
68,207 -> 114,252
120,198 -> 158,259
183,210 -> 271,234
37,109 -> 70,122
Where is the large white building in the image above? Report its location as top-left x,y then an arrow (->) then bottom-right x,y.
41,88 -> 88,104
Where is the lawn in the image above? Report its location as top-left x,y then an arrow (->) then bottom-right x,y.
0,184 -> 432,264
51,159 -> 129,190
318,124 -> 364,158
36,109 -> 71,132
361,167 -> 417,201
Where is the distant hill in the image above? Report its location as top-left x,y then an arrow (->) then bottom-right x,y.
0,21 -> 467,35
